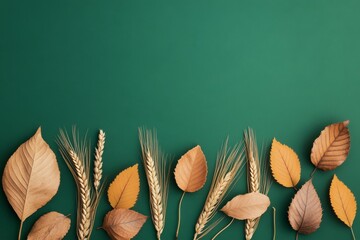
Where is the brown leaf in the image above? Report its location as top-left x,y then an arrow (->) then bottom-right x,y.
108,164 -> 140,209
102,208 -> 147,240
174,145 -> 207,192
27,211 -> 71,240
270,138 -> 301,188
2,128 -> 60,222
311,120 -> 350,171
221,192 -> 270,220
288,180 -> 322,234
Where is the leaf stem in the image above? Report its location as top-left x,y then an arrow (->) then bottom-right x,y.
176,192 -> 186,239
310,167 -> 317,178
211,218 -> 234,240
351,227 -> 356,240
295,232 -> 299,240
273,207 -> 276,240
18,220 -> 23,240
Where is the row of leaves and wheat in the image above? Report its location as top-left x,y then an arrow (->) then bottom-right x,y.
1,121 -> 357,239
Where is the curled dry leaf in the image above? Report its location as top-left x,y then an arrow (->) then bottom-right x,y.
221,192 -> 270,220
2,128 -> 60,223
270,138 -> 301,188
330,175 -> 357,227
288,180 -> 322,234
311,121 -> 350,171
27,211 -> 71,240
108,164 -> 140,209
174,145 -> 207,192
102,208 -> 147,240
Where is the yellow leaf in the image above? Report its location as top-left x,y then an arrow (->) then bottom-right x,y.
329,174 -> 357,227
311,121 -> 350,171
174,145 -> 207,192
270,138 -> 301,188
108,164 -> 140,209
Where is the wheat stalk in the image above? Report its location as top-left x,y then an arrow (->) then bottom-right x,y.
245,159 -> 259,240
145,151 -> 164,237
94,129 -> 105,193
195,171 -> 232,238
58,128 -> 104,240
139,128 -> 170,240
193,139 -> 245,240
69,150 -> 91,239
244,128 -> 271,240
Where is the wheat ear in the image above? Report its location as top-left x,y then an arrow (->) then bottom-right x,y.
145,151 -> 164,238
244,128 -> 271,240
58,128 -> 104,240
244,159 -> 259,239
139,128 -> 169,240
195,171 -> 232,238
69,150 -> 91,239
94,129 -> 105,193
193,140 -> 245,240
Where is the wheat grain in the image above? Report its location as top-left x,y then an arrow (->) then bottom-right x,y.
94,129 -> 105,192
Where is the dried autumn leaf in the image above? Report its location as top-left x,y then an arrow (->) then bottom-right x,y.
102,208 -> 147,240
329,175 -> 357,227
311,121 -> 350,171
288,180 -> 322,234
2,128 -> 60,224
108,164 -> 140,209
27,211 -> 71,240
221,192 -> 270,220
270,138 -> 301,188
174,146 -> 208,239
174,145 -> 207,192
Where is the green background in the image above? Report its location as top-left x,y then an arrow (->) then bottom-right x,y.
1,0 -> 359,239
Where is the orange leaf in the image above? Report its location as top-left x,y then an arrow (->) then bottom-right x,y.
311,121 -> 350,171
270,138 -> 301,188
28,211 -> 71,240
102,208 -> 147,240
174,145 -> 207,192
108,164 -> 140,209
221,192 -> 270,220
329,174 -> 357,227
288,180 -> 322,234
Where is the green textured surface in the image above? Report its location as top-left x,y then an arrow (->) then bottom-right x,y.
1,0 -> 359,239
